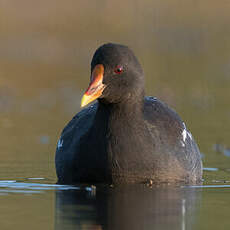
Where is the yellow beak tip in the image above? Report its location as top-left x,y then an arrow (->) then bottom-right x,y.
80,94 -> 89,108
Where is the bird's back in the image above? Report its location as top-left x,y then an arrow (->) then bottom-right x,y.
143,96 -> 202,183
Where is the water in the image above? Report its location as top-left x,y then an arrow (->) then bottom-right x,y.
0,177 -> 230,230
1,0 -> 230,229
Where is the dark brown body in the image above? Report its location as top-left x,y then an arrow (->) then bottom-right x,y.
55,97 -> 202,185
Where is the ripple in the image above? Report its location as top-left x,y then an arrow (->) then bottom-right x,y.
27,177 -> 45,180
187,185 -> 230,188
0,180 -> 94,195
203,167 -> 219,171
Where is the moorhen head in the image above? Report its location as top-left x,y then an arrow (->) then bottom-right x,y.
81,43 -> 145,107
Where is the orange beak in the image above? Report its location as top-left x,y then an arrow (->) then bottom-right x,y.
81,64 -> 106,107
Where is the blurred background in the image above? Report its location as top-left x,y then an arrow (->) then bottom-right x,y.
0,0 -> 230,182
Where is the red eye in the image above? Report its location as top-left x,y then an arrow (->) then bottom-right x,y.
114,65 -> 124,74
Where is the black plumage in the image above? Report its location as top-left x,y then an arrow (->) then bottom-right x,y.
55,43 -> 202,185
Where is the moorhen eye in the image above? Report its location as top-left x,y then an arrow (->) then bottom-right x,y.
114,65 -> 123,74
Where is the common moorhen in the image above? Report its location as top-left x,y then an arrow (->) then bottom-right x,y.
55,43 -> 203,185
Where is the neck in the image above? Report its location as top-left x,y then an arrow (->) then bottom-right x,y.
97,93 -> 146,142
95,92 -> 146,138
110,100 -> 143,118
99,91 -> 145,118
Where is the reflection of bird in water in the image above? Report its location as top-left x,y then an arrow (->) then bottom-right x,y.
55,185 -> 201,230
55,43 -> 203,185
